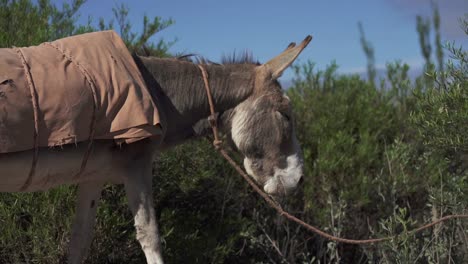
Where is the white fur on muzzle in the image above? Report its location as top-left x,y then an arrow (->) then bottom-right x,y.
264,152 -> 303,195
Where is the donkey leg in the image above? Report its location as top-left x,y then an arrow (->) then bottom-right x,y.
124,171 -> 164,264
67,182 -> 104,264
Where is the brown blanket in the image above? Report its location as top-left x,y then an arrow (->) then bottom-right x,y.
0,31 -> 163,153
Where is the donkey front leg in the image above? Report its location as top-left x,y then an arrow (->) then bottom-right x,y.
67,181 -> 104,264
124,170 -> 164,264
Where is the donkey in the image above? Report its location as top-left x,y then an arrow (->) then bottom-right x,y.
0,36 -> 311,264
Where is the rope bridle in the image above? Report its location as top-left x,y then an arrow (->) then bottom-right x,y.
197,64 -> 468,245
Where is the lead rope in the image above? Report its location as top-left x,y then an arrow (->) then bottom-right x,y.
197,65 -> 222,148
197,64 -> 468,244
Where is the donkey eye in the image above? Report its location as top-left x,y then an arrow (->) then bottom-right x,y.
279,111 -> 290,121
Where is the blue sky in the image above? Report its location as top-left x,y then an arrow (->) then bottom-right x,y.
66,0 -> 467,81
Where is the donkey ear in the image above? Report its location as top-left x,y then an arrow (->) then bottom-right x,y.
262,35 -> 312,80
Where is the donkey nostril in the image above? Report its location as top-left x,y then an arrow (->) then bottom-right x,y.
298,177 -> 304,185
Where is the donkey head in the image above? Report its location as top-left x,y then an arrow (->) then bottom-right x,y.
230,36 -> 311,196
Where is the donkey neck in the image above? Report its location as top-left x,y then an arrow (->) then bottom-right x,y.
135,56 -> 256,146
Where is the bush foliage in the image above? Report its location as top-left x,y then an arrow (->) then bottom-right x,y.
0,1 -> 466,263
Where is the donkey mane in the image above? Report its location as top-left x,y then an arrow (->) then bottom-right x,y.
142,50 -> 260,66
221,50 -> 260,65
